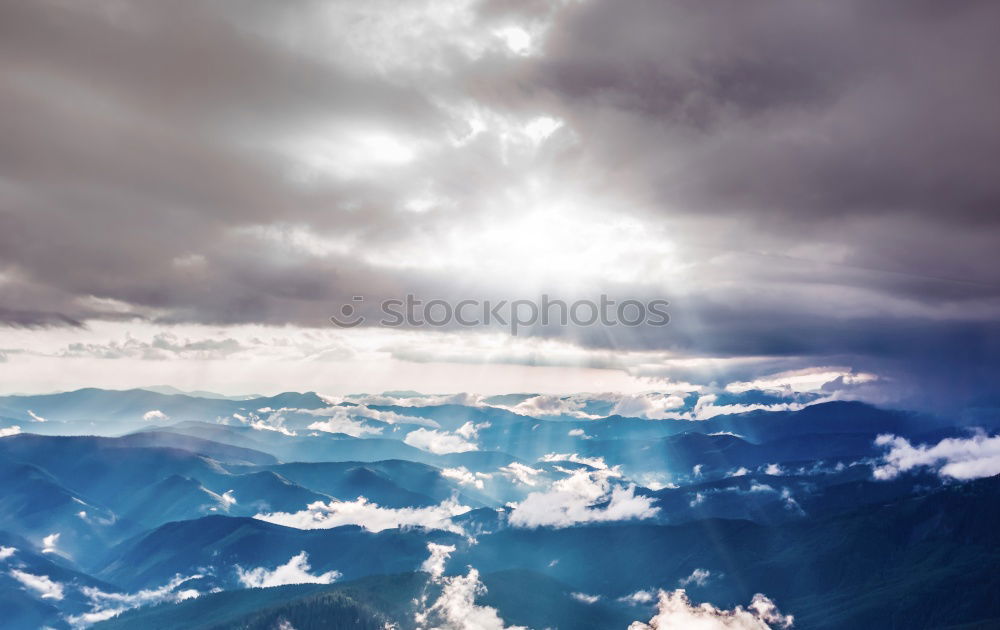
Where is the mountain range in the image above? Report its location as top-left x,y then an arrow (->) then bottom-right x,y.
0,388 -> 996,628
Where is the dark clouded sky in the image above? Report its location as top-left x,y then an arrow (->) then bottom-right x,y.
1,0 -> 998,408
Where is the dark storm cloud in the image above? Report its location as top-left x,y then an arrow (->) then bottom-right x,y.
0,307 -> 83,329
475,0 -> 1000,406
0,0 -> 468,326
530,0 -> 1000,216
1,0 -> 998,406
510,0 -> 1000,287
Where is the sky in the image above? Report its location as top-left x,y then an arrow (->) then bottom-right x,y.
1,0 -> 998,409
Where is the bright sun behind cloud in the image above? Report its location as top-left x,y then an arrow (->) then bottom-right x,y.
369,203 -> 677,290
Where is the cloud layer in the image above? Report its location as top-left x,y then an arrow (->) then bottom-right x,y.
69,574 -> 202,628
415,543 -> 525,630
1,0 -> 998,406
873,432 -> 1000,480
628,589 -> 793,630
254,496 -> 471,535
509,467 -> 659,528
237,551 -> 341,588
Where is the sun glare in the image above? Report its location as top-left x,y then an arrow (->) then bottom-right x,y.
367,199 -> 677,290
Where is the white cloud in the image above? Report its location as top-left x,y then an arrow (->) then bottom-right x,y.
726,367 -> 877,395
441,467 -> 491,490
508,468 -> 659,528
9,569 -> 64,600
763,464 -> 784,476
434,393 -> 490,407
619,590 -> 657,605
686,394 -> 808,421
508,395 -> 593,419
455,421 -> 490,440
611,393 -> 687,420
705,401 -> 809,420
27,409 -> 46,422
67,609 -> 123,627
237,551 -> 340,588
250,419 -> 297,436
405,428 -> 478,454
421,543 -> 456,579
331,392 -> 485,411
571,592 -> 601,604
505,392 -> 694,421
0,425 -> 21,438
628,590 -> 793,630
679,568 -> 712,587
68,574 -> 203,629
232,409 -> 300,436
779,488 -> 804,515
42,532 -> 59,554
0,546 -> 15,560
143,409 -> 168,422
254,496 -> 471,535
415,567 -> 526,630
873,431 -> 1000,480
636,473 -> 676,491
727,467 -> 750,478
307,403 -> 439,429
524,116 -> 563,143
708,432 -> 744,439
498,462 -> 543,486
539,453 -> 608,469
307,416 -> 384,437
495,25 -> 532,55
568,428 -> 587,437
220,490 -> 237,508
415,543 -> 525,630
